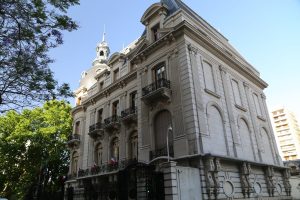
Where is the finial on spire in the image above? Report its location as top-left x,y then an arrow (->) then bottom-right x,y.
102,24 -> 106,42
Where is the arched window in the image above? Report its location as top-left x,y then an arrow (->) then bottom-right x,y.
129,131 -> 138,159
72,151 -> 79,174
94,143 -> 103,166
154,110 -> 173,150
100,51 -> 104,56
111,137 -> 119,163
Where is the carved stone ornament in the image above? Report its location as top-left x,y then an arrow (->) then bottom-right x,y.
204,157 -> 222,199
265,166 -> 275,197
240,162 -> 253,198
282,168 -> 292,196
187,44 -> 198,55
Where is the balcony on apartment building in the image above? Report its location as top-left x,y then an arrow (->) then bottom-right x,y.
67,134 -> 80,148
141,78 -> 171,104
88,122 -> 104,140
120,107 -> 137,123
104,115 -> 121,130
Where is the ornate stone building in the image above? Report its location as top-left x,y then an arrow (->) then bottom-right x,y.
66,0 -> 292,199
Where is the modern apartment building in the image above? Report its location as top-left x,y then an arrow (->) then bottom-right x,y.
65,0 -> 292,199
271,108 -> 300,161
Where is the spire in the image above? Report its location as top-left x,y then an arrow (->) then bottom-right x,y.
102,24 -> 106,42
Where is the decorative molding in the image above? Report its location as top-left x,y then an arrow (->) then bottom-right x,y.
235,104 -> 247,112
204,88 -> 221,99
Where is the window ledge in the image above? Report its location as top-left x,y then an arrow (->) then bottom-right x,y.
257,115 -> 266,122
235,104 -> 247,112
204,88 -> 221,99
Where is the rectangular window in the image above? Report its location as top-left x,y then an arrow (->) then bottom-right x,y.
151,24 -> 160,42
154,64 -> 166,82
113,68 -> 119,81
75,121 -> 80,134
130,91 -> 137,108
97,109 -> 103,123
231,79 -> 242,106
112,100 -> 119,116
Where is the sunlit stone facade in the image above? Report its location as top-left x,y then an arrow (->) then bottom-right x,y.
65,0 -> 292,199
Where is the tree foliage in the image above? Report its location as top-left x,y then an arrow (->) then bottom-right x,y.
0,100 -> 72,199
0,0 -> 79,112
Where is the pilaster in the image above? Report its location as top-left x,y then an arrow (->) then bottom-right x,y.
219,65 -> 238,157
243,82 -> 263,162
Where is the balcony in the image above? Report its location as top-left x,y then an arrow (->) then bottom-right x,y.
149,146 -> 174,160
120,107 -> 137,123
88,122 -> 104,140
67,134 -> 80,148
141,78 -> 171,104
104,115 -> 120,131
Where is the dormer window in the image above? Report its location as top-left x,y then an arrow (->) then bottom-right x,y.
100,51 -> 104,56
151,24 -> 160,42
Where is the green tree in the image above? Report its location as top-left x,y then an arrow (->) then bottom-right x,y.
0,0 -> 79,112
0,100 -> 72,199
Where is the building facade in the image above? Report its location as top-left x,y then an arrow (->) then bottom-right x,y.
66,0 -> 292,199
271,108 -> 300,161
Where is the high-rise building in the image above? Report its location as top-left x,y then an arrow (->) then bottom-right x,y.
271,108 -> 300,161
65,0 -> 292,199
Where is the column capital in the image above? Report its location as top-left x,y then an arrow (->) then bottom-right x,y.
187,44 -> 198,55
261,93 -> 266,100
219,65 -> 227,74
243,81 -> 250,89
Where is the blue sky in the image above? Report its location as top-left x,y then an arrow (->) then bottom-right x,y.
50,0 -> 300,118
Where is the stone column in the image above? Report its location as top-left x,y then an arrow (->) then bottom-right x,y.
219,65 -> 238,157
160,161 -> 179,200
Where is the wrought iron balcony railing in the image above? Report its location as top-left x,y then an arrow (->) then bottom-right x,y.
121,107 -> 137,122
88,122 -> 104,139
149,146 -> 174,160
89,122 -> 103,133
142,78 -> 171,97
67,134 -> 80,148
104,115 -> 120,130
